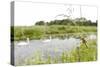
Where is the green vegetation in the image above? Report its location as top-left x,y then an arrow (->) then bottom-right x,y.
11,26 -> 45,41
11,18 -> 97,41
20,39 -> 97,65
12,25 -> 97,41
35,18 -> 97,26
70,40 -> 97,62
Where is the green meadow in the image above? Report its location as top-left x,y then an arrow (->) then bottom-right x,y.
12,25 -> 97,41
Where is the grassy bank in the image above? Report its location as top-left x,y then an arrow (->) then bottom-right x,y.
11,25 -> 97,41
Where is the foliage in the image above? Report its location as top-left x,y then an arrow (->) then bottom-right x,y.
35,18 -> 97,26
12,25 -> 97,41
35,21 -> 45,25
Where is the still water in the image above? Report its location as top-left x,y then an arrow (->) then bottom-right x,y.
14,34 -> 97,65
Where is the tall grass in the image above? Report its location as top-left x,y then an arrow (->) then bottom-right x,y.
12,25 -> 97,41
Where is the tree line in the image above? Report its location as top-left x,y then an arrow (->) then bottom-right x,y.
35,17 -> 97,26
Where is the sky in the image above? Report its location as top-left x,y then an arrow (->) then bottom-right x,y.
15,1 -> 98,26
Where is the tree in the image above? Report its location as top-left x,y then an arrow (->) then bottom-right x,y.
35,18 -> 97,26
35,21 -> 45,25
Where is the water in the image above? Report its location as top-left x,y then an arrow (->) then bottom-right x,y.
14,34 -> 97,65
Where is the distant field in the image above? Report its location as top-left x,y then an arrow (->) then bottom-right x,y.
11,25 -> 97,41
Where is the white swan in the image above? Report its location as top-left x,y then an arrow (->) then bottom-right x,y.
17,38 -> 29,45
43,36 -> 52,43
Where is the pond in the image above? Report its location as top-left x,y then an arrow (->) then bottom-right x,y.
14,33 -> 97,65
